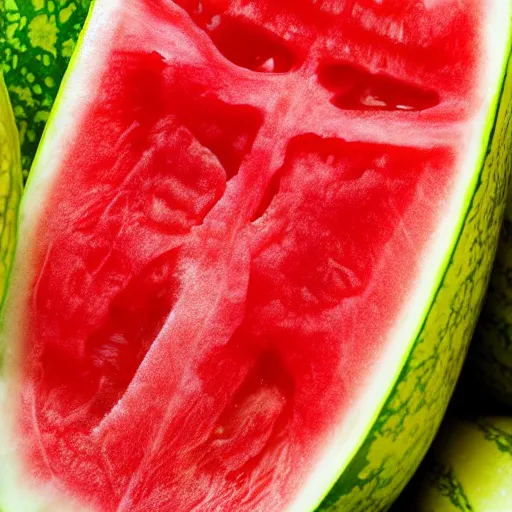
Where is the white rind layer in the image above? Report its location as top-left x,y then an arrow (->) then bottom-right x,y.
0,2 -> 124,511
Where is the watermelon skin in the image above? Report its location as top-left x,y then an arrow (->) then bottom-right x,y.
409,417 -> 512,511
1,2 -> 512,511
0,73 -> 23,367
316,50 -> 512,512
0,0 -> 91,178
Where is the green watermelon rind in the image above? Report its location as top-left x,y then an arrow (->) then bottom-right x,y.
4,2 -> 512,511
0,0 -> 92,179
0,72 -> 23,368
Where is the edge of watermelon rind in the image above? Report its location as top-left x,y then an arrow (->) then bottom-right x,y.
0,2 -> 104,511
0,72 -> 22,317
21,0 -> 99,196
0,70 -> 23,359
303,6 -> 512,510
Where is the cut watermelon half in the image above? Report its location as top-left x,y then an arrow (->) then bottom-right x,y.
1,1 -> 512,511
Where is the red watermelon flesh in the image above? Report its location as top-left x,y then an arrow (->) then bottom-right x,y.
17,0 -> 485,510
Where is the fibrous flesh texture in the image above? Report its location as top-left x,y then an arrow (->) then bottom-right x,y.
15,0 -> 487,510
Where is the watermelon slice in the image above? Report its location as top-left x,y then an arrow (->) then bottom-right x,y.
1,1 -> 512,511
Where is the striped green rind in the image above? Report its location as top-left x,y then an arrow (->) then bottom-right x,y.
469,195 -> 512,407
413,418 -> 512,512
317,40 -> 512,512
0,0 -> 91,179
0,73 -> 22,369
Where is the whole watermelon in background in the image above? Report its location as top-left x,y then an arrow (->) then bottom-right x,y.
0,0 -> 91,178
397,417 -> 512,512
1,1 -> 512,512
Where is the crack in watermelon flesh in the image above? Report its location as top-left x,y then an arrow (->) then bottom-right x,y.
17,0 -> 485,510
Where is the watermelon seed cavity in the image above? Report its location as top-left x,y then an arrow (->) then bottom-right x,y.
317,61 -> 440,111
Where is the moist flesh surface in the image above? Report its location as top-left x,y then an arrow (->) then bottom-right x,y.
19,1 -> 483,510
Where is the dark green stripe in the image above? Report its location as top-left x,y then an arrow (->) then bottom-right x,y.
427,462 -> 474,512
475,419 -> 512,454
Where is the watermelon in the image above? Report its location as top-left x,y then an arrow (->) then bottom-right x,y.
468,197 -> 512,409
0,0 -> 91,178
411,417 -> 512,511
0,72 -> 23,364
1,1 -> 512,511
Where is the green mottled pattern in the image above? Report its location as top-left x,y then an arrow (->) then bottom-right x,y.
0,74 -> 23,368
317,55 -> 512,510
0,0 -> 91,178
425,462 -> 474,512
475,418 -> 512,453
470,197 -> 512,406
